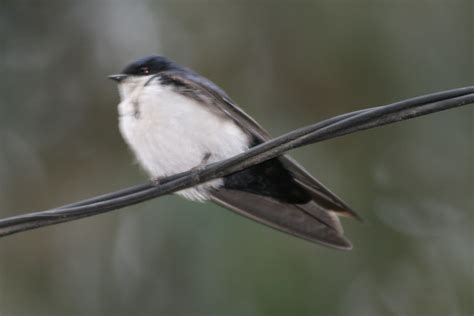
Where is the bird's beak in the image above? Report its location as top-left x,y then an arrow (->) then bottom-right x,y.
108,74 -> 128,82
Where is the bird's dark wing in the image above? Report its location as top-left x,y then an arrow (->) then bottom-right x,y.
157,70 -> 358,248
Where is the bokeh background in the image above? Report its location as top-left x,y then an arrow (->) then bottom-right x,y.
0,1 -> 472,315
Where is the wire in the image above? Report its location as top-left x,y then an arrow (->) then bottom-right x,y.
0,86 -> 473,237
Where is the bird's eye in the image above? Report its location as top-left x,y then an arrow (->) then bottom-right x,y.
140,66 -> 150,74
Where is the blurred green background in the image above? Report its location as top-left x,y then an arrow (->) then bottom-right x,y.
0,1 -> 472,315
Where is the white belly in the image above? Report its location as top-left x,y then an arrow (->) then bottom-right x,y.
118,79 -> 250,201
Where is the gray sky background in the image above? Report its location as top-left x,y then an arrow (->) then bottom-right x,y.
0,1 -> 472,315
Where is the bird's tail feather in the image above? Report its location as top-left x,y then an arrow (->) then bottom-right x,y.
210,188 -> 352,250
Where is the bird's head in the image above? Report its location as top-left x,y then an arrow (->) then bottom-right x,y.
109,55 -> 176,99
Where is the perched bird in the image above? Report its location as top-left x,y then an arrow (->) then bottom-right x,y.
109,55 -> 359,250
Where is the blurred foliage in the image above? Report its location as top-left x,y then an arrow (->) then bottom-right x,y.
0,1 -> 472,315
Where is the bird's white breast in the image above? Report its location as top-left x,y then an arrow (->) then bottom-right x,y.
117,76 -> 250,201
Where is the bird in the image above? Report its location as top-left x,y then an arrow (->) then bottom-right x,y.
109,55 -> 360,250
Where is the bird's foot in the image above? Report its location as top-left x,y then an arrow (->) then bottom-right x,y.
190,152 -> 212,181
152,178 -> 161,186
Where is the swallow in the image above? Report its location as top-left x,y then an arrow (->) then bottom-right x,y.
109,55 -> 359,249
